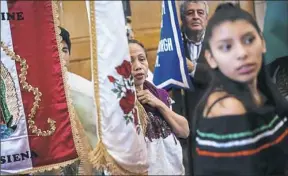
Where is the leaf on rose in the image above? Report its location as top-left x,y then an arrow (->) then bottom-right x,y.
129,116 -> 133,122
126,119 -> 130,125
112,88 -> 118,93
127,80 -> 131,86
117,85 -> 122,91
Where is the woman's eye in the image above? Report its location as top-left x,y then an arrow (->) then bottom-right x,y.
243,36 -> 255,45
219,44 -> 232,52
139,57 -> 145,62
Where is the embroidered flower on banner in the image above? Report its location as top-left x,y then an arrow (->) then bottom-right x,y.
115,60 -> 131,79
108,60 -> 140,133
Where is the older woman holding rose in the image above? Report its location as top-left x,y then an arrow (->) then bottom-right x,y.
127,39 -> 189,175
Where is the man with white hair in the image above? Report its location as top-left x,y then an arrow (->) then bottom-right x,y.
172,1 -> 211,175
180,0 -> 208,61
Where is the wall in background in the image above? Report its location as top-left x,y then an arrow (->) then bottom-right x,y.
59,1 -> 91,80
130,1 -> 256,72
254,1 -> 266,31
58,1 -> 258,79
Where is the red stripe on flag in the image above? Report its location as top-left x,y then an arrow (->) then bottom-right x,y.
8,1 -> 77,167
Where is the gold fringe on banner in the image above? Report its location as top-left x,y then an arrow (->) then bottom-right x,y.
0,41 -> 77,175
88,1 -> 147,175
51,1 -> 93,175
1,1 -> 92,174
136,100 -> 149,135
7,1 -> 80,174
19,158 -> 79,175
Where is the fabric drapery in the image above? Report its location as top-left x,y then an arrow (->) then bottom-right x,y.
86,1 -> 148,175
0,1 -> 84,174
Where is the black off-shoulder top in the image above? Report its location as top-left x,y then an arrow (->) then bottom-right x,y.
192,101 -> 288,176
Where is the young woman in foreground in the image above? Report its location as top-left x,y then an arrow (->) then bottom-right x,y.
191,3 -> 288,176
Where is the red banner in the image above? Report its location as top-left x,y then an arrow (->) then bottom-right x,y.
1,1 -> 81,174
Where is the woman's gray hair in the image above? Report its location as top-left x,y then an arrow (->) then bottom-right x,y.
179,0 -> 209,20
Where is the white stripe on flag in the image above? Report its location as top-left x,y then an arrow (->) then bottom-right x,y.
1,1 -> 32,174
86,1 -> 148,174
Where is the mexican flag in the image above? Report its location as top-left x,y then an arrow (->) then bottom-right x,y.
86,1 -> 148,175
1,1 -> 83,174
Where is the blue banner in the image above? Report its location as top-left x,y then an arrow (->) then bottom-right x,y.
152,0 -> 193,90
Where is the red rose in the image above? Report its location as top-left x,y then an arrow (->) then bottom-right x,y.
108,75 -> 116,83
119,90 -> 135,114
116,60 -> 131,79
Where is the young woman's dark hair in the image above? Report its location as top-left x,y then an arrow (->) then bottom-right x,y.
214,2 -> 236,12
190,3 -> 288,176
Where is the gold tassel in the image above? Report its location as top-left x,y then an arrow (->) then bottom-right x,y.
136,100 -> 149,135
88,140 -> 147,175
88,141 -> 107,171
73,115 -> 94,175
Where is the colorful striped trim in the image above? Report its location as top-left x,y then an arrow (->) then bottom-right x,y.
196,118 -> 287,148
197,115 -> 280,140
196,129 -> 288,158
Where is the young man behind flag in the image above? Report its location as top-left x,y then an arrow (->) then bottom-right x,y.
0,1 -> 88,174
86,1 -> 148,175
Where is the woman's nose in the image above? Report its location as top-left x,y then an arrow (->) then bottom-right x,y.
133,60 -> 142,70
236,44 -> 248,60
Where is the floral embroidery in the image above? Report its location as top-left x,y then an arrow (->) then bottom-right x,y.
115,60 -> 131,79
145,112 -> 172,142
107,60 -> 140,133
119,89 -> 135,114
